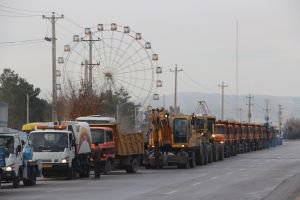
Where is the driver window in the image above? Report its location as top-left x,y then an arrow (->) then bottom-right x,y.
106,131 -> 113,142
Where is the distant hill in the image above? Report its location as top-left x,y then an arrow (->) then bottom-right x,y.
157,92 -> 300,125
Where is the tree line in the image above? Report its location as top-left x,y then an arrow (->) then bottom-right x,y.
0,68 -> 139,131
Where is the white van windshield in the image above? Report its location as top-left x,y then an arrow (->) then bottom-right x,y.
29,132 -> 68,152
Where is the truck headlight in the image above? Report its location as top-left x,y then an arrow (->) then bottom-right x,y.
181,144 -> 185,147
60,159 -> 68,163
5,166 -> 12,171
212,134 -> 216,138
220,141 -> 224,144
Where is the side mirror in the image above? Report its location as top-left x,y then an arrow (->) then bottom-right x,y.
28,140 -> 32,146
72,139 -> 76,146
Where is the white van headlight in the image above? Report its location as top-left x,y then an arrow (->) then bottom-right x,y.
60,158 -> 68,163
5,166 -> 12,171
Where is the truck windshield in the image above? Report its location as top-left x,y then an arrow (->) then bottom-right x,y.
0,136 -> 14,158
91,129 -> 105,144
173,118 -> 187,143
29,132 -> 68,152
215,126 -> 225,134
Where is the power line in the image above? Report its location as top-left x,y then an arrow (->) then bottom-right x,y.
0,3 -> 51,14
0,40 -> 44,47
0,14 -> 41,17
0,39 -> 44,44
65,16 -> 84,29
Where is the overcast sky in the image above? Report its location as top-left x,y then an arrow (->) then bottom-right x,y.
0,0 -> 299,102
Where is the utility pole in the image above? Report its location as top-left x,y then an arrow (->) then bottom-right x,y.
81,29 -> 100,94
239,107 -> 243,122
264,99 -> 271,123
278,104 -> 283,136
170,64 -> 183,114
43,12 -> 63,122
236,20 -> 239,120
246,94 -> 254,123
218,81 -> 228,120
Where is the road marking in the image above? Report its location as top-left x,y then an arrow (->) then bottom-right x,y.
192,182 -> 202,186
211,176 -> 218,180
165,190 -> 178,195
225,172 -> 233,175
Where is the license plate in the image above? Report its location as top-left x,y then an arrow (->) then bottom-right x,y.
42,163 -> 52,168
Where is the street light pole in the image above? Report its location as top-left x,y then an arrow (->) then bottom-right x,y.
26,91 -> 40,123
26,94 -> 29,123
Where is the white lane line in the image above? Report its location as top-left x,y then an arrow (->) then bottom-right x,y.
211,176 -> 218,180
192,182 -> 203,186
225,172 -> 233,175
165,190 -> 178,195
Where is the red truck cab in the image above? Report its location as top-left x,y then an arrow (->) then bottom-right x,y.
90,126 -> 115,174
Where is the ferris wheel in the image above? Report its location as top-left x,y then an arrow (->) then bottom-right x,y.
57,23 -> 162,106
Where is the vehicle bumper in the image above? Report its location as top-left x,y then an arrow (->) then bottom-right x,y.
2,170 -> 16,181
42,163 -> 70,177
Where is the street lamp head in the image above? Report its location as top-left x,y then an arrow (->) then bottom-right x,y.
44,37 -> 51,42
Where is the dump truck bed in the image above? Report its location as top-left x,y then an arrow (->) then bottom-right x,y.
90,124 -> 144,156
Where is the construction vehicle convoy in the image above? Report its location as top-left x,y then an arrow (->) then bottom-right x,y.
0,127 -> 42,188
28,121 -> 92,179
0,106 -> 282,190
144,102 -> 224,169
76,116 -> 144,174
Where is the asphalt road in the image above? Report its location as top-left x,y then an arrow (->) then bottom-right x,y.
1,140 -> 300,200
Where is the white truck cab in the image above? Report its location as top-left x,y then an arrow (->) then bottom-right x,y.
29,122 -> 92,179
0,128 -> 41,188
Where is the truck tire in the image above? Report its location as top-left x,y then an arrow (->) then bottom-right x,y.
13,173 -> 20,188
196,145 -> 204,165
67,166 -> 76,180
31,168 -> 37,185
207,145 -> 213,163
104,160 -> 112,175
126,158 -> 138,173
203,144 -> 208,165
0,173 -> 2,188
213,144 -> 219,162
189,152 -> 196,168
219,144 -> 224,161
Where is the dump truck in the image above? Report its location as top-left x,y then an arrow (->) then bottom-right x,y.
0,127 -> 42,188
88,123 -> 144,174
28,121 -> 92,179
214,120 -> 236,158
